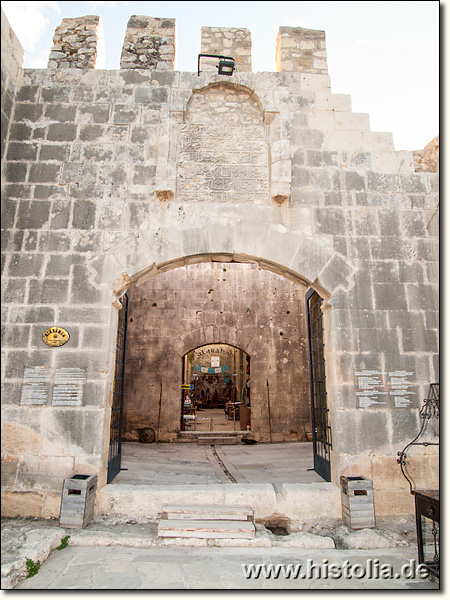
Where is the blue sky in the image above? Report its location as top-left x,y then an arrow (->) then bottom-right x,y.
2,1 -> 440,151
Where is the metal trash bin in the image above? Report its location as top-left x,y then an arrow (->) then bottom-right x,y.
59,474 -> 97,528
340,475 -> 375,529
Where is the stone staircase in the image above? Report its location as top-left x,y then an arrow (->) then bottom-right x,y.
197,436 -> 238,445
157,504 -> 255,539
178,431 -> 242,444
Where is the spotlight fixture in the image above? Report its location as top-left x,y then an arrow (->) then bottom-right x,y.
198,54 -> 235,76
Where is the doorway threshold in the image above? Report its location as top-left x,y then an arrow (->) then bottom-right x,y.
99,442 -> 339,524
97,479 -> 341,524
109,441 -> 325,486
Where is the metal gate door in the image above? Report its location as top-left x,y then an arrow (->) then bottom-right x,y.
306,288 -> 331,481
107,291 -> 129,483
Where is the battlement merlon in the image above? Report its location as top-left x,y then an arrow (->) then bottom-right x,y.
48,15 -> 105,69
276,26 -> 328,74
120,15 -> 176,71
46,15 -> 328,74
200,27 -> 252,73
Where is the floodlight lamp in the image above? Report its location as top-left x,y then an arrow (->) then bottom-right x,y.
218,58 -> 235,75
198,54 -> 235,76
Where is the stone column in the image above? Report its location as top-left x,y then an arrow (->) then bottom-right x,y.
120,16 -> 176,70
48,15 -> 105,69
200,27 -> 252,73
276,26 -> 328,74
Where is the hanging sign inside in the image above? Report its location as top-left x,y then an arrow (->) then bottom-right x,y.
195,364 -> 228,374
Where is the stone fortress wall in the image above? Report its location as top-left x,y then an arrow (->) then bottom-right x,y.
1,11 -> 439,520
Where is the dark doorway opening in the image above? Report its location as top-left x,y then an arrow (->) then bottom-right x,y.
181,344 -> 251,433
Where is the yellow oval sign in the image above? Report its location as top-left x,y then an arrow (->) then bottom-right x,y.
42,327 -> 70,347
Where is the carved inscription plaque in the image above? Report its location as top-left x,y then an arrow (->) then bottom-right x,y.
177,123 -> 269,202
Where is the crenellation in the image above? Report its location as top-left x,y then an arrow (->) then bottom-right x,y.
276,26 -> 328,74
48,16 -> 105,69
120,16 -> 176,70
0,10 -> 439,523
200,27 -> 252,72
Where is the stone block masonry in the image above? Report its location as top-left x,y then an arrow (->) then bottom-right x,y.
276,27 -> 328,74
120,16 -> 176,70
0,11 -> 439,522
200,27 -> 252,73
1,8 -> 24,162
124,262 -> 311,442
47,16 -> 105,69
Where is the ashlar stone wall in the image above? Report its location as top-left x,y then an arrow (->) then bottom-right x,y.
1,12 -> 439,520
1,8 -> 24,162
124,262 -> 311,442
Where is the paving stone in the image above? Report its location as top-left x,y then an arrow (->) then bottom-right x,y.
340,528 -> 396,549
9,538 -> 439,590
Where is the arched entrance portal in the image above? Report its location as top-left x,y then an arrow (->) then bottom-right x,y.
181,344 -> 251,434
108,257 -> 332,484
121,260 -> 313,443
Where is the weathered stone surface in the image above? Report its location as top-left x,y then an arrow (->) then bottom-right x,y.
272,531 -> 335,548
124,262 -> 310,442
341,528 -> 397,549
0,13 -> 439,523
48,15 -> 105,69
200,27 -> 252,73
178,84 -> 268,204
276,27 -> 328,74
413,135 -> 439,173
120,16 -> 175,70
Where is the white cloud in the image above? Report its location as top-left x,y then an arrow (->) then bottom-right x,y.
85,1 -> 130,8
2,1 -> 60,53
27,46 -> 53,69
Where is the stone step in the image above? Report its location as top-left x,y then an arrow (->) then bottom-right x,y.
178,431 -> 243,443
158,519 -> 256,539
97,481 -> 342,522
197,436 -> 238,444
181,431 -> 242,436
161,504 -> 253,521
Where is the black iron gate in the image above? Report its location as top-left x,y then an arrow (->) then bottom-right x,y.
107,291 -> 129,484
306,288 -> 331,481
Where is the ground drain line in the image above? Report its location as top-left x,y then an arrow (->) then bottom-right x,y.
210,445 -> 237,483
